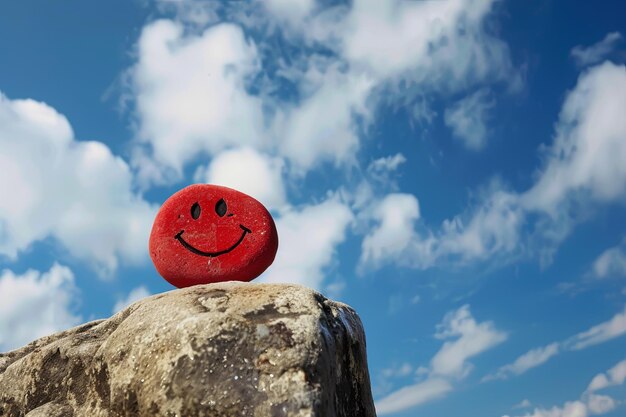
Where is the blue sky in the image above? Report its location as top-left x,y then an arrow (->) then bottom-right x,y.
1,1 -> 626,416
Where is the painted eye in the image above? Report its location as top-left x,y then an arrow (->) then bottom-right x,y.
191,202 -> 201,220
215,198 -> 227,217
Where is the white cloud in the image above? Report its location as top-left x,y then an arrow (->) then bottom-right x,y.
131,19 -> 265,184
590,239 -> 626,279
0,92 -> 156,275
112,286 -> 152,314
376,378 -> 452,415
363,186 -> 523,270
506,359 -> 626,417
376,305 -> 506,415
511,401 -> 588,417
0,264 -> 81,351
155,0 -> 220,27
381,363 -> 413,379
444,88 -> 495,151
488,306 -> 626,382
368,153 -> 406,174
431,304 -> 507,378
566,305 -> 626,350
338,0 -> 516,89
360,62 -> 626,271
571,32 -> 623,68
587,359 -> 626,392
586,395 -> 616,415
507,397 -> 615,417
521,62 -> 626,213
258,0 -> 316,27
259,198 -> 353,290
513,400 -> 533,409
129,0 -> 518,183
196,147 -> 286,211
485,342 -> 560,381
360,193 -> 422,270
122,0 -> 524,279
436,188 -> 523,264
276,68 -> 375,172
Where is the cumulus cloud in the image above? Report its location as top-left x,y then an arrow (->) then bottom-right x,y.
259,198 -> 354,291
359,193 -> 422,270
195,147 -> 286,211
571,32 -> 623,68
0,264 -> 81,351
485,342 -> 560,381
0,92 -> 156,275
112,286 -> 152,314
128,0 -> 517,183
275,68 -> 375,172
130,19 -> 265,184
376,305 -> 506,415
445,88 -> 495,150
359,62 -> 626,271
338,0 -> 516,88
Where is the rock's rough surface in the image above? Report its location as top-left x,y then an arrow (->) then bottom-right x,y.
0,282 -> 376,417
150,184 -> 279,288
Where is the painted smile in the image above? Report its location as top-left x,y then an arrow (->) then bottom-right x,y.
175,224 -> 251,257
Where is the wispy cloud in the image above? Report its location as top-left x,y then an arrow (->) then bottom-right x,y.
359,61 -> 626,272
503,358 -> 626,417
589,238 -> 626,279
444,88 -> 495,151
565,305 -> 626,350
512,399 -> 532,410
486,305 -> 626,381
484,343 -> 560,381
571,31 -> 623,68
376,305 -> 506,415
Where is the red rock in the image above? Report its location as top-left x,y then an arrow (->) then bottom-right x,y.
149,184 -> 278,288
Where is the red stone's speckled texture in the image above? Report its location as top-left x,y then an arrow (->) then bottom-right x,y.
150,184 -> 278,288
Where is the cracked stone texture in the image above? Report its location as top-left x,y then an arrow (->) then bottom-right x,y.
0,282 -> 376,417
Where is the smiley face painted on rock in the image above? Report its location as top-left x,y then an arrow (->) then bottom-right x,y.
149,184 -> 278,288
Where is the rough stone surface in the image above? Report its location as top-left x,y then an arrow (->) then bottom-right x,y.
150,184 -> 279,288
0,282 -> 376,417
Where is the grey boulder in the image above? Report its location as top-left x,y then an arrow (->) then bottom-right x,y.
0,282 -> 376,417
